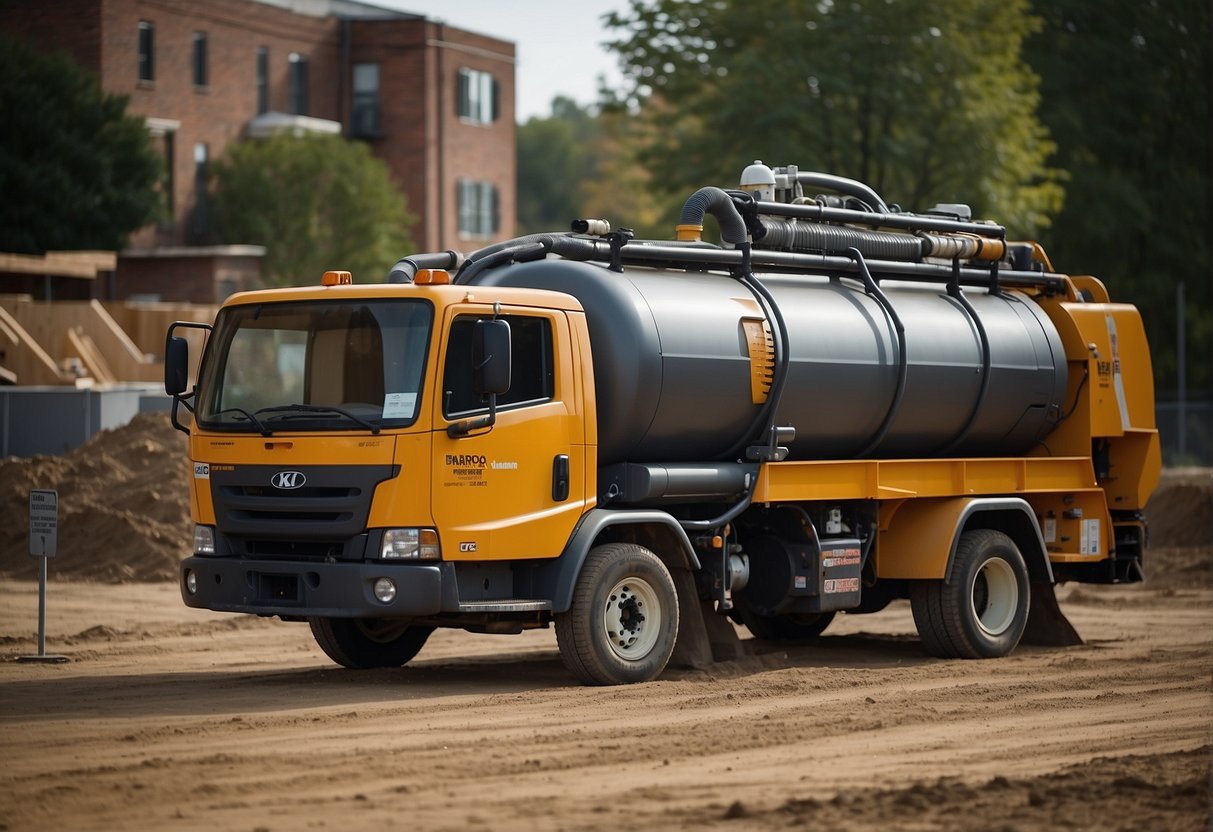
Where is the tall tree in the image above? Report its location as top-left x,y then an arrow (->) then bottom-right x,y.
0,35 -> 162,253
604,0 -> 1062,236
517,97 -> 602,233
577,99 -> 673,240
210,133 -> 415,286
517,95 -> 671,239
1029,0 -> 1211,397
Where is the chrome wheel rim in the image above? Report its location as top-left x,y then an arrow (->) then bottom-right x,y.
971,557 -> 1018,637
602,577 -> 662,661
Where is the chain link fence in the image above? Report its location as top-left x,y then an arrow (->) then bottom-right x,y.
1156,398 -> 1212,467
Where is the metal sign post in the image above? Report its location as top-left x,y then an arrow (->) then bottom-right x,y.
19,489 -> 69,664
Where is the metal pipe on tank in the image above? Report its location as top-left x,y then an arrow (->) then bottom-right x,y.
464,257 -> 1068,466
794,171 -> 890,214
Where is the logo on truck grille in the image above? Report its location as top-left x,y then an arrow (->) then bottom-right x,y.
271,471 -> 306,489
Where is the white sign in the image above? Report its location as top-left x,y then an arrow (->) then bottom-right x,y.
382,392 -> 417,419
29,489 -> 58,558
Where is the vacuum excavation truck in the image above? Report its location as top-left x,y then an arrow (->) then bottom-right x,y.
165,162 -> 1160,685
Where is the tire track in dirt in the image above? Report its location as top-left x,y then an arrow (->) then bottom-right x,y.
2,468 -> 1211,832
2,581 -> 1209,831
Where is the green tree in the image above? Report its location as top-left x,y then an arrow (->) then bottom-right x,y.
1028,0 -> 1211,397
517,95 -> 675,239
517,97 -> 602,233
604,0 -> 1062,236
211,133 -> 415,286
0,35 -> 162,253
578,100 -> 675,239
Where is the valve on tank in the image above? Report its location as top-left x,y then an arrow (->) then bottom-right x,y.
739,160 -> 776,202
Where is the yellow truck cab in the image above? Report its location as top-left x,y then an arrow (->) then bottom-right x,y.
165,163 -> 1160,685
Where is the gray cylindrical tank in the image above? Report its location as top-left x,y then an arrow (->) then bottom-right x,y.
468,258 -> 1067,466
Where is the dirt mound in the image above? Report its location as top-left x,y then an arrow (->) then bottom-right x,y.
0,412 -> 190,582
1145,468 -> 1213,548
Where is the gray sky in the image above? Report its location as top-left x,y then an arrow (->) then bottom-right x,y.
378,0 -> 631,122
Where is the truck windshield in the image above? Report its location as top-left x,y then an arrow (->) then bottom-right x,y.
196,299 -> 433,432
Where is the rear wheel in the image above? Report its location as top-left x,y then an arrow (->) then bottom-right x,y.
309,617 -> 434,669
910,529 -> 1029,659
555,543 -> 679,686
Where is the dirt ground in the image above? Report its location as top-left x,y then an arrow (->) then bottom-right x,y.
0,433 -> 1210,829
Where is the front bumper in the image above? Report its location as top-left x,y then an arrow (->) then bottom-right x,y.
180,557 -> 460,618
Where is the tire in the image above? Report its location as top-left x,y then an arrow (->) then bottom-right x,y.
309,617 -> 434,669
910,529 -> 1030,659
736,603 -> 836,641
555,543 -> 679,686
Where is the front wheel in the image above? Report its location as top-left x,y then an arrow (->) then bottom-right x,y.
910,529 -> 1029,659
309,617 -> 434,669
555,543 -> 679,685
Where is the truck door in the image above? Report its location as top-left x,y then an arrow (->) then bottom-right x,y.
431,306 -> 587,561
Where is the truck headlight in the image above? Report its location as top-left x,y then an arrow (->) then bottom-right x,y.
380,528 -> 440,560
194,525 -> 215,555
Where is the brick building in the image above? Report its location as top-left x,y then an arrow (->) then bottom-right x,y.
1,0 -> 515,300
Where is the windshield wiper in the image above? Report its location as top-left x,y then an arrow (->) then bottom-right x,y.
213,407 -> 272,436
255,404 -> 381,434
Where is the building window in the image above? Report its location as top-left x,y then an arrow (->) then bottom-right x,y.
256,47 -> 269,114
457,179 -> 500,238
350,63 -> 379,137
190,143 -> 209,240
137,21 -> 154,82
162,132 -> 175,222
289,53 -> 308,116
193,32 -> 208,87
457,68 -> 499,124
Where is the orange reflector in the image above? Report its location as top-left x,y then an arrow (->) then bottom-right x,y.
414,268 -> 451,285
419,528 -> 440,559
712,535 -> 724,549
322,270 -> 353,286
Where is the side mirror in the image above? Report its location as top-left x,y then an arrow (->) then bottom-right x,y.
165,335 -> 190,395
473,319 -> 511,396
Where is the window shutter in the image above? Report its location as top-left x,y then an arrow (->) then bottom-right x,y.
490,185 -> 500,234
457,69 -> 469,118
491,77 -> 501,123
457,179 -> 469,234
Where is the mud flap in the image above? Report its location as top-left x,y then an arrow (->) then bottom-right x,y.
668,570 -> 745,669
1021,580 -> 1084,647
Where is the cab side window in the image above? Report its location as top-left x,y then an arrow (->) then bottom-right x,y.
443,315 -> 554,417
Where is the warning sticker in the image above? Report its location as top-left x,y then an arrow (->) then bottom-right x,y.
824,578 -> 860,594
822,549 -> 861,568
1080,519 -> 1101,556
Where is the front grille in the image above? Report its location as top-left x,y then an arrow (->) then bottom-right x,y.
243,539 -> 348,559
234,485 -> 355,500
227,505 -> 353,524
211,464 -> 398,544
